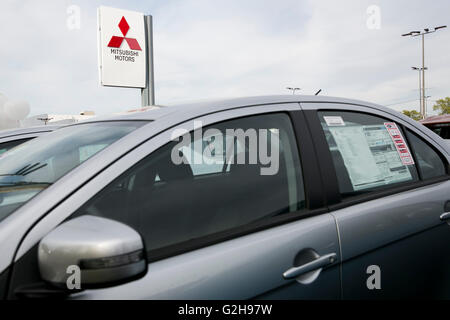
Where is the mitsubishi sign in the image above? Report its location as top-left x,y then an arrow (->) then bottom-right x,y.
97,6 -> 147,88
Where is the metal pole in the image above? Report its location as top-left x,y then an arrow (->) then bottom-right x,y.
402,26 -> 446,119
141,15 -> 155,106
421,34 -> 426,119
418,69 -> 422,117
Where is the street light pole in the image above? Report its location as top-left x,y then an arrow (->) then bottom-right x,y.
141,15 -> 155,106
422,34 -> 425,119
424,95 -> 431,118
412,67 -> 427,117
402,25 -> 446,119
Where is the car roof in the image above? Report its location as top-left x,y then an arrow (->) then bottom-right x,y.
420,114 -> 450,125
85,95 -> 389,123
84,95 -> 450,153
0,124 -> 60,139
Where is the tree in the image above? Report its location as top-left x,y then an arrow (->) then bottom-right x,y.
433,97 -> 450,115
402,109 -> 422,121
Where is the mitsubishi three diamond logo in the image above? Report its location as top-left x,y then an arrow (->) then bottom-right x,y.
108,16 -> 142,50
106,16 -> 143,63
108,17 -> 141,50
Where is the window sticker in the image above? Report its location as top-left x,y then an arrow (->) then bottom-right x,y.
384,122 -> 415,166
328,124 -> 413,191
324,116 -> 345,126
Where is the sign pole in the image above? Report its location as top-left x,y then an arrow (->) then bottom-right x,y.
141,15 -> 155,106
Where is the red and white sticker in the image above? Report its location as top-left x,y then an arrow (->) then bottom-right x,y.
384,122 -> 415,166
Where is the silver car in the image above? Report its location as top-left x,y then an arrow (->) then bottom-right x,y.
0,96 -> 448,299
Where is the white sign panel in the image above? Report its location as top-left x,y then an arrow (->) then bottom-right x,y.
98,6 -> 146,88
323,116 -> 345,126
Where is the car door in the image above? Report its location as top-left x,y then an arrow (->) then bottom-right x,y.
303,103 -> 450,299
8,105 -> 341,299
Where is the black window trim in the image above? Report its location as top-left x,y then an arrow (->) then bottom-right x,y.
402,125 -> 450,177
144,110 -> 329,262
401,124 -> 424,180
302,110 -> 341,206
305,108 -> 450,213
327,175 -> 449,212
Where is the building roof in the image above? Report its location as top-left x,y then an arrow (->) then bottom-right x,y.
420,114 -> 450,125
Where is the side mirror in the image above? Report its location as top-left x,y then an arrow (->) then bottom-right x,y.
38,215 -> 147,290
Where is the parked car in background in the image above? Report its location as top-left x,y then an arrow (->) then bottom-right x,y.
421,115 -> 450,140
0,96 -> 448,300
0,125 -> 59,156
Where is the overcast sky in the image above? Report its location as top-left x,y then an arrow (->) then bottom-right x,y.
1,0 -> 449,116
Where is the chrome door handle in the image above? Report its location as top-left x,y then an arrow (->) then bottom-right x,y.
283,253 -> 337,280
440,212 -> 450,221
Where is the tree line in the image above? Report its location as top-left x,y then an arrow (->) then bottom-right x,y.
402,97 -> 450,121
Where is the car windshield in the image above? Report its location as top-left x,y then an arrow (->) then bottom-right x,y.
0,121 -> 147,222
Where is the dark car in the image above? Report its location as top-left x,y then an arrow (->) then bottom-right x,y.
421,115 -> 450,140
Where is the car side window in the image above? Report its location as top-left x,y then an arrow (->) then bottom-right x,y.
318,111 -> 419,197
72,113 -> 305,253
405,129 -> 447,180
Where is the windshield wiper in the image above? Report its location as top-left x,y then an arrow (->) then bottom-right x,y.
0,162 -> 50,187
14,162 -> 48,176
21,163 -> 48,176
0,162 -> 48,178
14,164 -> 34,175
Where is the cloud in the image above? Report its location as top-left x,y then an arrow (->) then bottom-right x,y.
0,0 -> 449,116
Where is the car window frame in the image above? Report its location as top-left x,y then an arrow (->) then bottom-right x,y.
404,127 -> 449,180
301,104 -> 450,212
